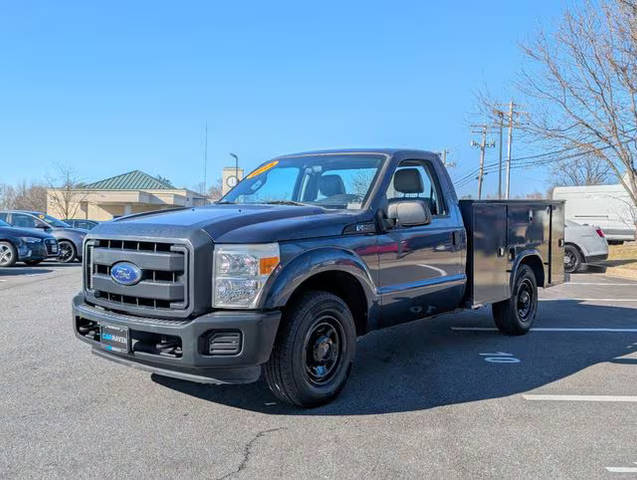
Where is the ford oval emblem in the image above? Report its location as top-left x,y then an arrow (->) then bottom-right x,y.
111,262 -> 142,286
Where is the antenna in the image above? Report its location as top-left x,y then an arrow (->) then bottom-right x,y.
203,121 -> 208,195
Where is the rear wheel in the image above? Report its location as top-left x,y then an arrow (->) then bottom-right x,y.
492,264 -> 538,335
57,240 -> 76,263
0,242 -> 17,267
564,244 -> 583,274
264,291 -> 356,408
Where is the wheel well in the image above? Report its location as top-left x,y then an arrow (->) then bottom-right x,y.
520,255 -> 545,287
286,271 -> 368,336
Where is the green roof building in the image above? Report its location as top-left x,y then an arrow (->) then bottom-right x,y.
47,170 -> 207,220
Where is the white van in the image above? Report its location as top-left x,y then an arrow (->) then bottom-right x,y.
552,182 -> 636,244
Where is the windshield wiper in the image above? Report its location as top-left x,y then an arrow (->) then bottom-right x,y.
262,200 -> 311,207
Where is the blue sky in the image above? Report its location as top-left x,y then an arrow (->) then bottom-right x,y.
0,1 -> 566,197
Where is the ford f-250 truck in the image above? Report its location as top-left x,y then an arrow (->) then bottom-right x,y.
73,149 -> 566,407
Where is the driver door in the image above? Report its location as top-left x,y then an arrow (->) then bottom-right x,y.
377,160 -> 464,327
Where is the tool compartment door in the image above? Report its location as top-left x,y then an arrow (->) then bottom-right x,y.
549,202 -> 566,285
471,203 -> 510,305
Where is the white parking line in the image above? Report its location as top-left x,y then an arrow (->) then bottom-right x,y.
606,464 -> 637,473
523,394 -> 637,402
451,327 -> 637,332
567,282 -> 637,286
539,298 -> 637,302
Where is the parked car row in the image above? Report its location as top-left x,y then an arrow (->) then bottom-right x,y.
0,210 -> 99,267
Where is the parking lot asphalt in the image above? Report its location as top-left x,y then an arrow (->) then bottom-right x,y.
1,264 -> 636,479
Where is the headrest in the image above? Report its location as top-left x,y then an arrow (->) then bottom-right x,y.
319,175 -> 346,197
394,168 -> 424,194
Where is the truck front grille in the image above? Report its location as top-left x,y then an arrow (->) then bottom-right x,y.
84,238 -> 190,316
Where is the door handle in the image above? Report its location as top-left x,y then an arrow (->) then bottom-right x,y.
452,231 -> 459,246
497,247 -> 506,257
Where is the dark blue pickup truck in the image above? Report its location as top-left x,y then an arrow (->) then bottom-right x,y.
73,149 -> 566,407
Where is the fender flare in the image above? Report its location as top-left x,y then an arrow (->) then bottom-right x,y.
260,247 -> 379,314
510,248 -> 546,288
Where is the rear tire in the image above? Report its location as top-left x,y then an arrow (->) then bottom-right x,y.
264,291 -> 356,408
564,244 -> 584,274
0,241 -> 17,267
492,264 -> 538,335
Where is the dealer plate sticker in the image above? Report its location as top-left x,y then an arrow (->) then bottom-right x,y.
100,324 -> 129,353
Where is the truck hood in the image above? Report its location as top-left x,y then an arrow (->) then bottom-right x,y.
91,204 -> 368,243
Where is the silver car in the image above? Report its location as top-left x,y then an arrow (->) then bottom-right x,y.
564,219 -> 609,273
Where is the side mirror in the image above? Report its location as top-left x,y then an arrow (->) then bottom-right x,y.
35,222 -> 50,230
387,200 -> 432,227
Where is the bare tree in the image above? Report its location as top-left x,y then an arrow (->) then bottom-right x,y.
515,0 -> 637,211
551,155 -> 613,186
0,182 -> 47,211
46,164 -> 88,219
207,178 -> 223,201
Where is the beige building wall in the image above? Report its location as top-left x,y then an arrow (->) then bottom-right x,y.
47,188 -> 208,221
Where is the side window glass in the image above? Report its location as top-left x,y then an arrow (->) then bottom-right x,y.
0,213 -> 7,221
12,213 -> 37,228
387,162 -> 446,216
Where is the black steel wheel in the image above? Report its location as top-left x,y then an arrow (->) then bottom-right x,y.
265,290 -> 356,408
57,240 -> 76,263
0,241 -> 17,267
492,264 -> 538,335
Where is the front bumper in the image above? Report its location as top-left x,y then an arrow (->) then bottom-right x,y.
72,293 -> 281,384
17,242 -> 49,261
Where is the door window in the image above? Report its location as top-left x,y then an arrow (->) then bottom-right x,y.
11,213 -> 38,228
386,161 -> 446,216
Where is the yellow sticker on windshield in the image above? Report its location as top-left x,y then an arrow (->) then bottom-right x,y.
38,214 -> 45,219
247,160 -> 279,179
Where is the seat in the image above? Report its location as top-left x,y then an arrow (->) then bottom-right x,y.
319,175 -> 346,197
390,168 -> 437,215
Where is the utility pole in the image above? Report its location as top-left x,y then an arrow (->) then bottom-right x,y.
497,110 -> 504,199
505,100 -> 514,199
471,125 -> 495,200
203,121 -> 208,195
230,153 -> 239,181
438,149 -> 456,168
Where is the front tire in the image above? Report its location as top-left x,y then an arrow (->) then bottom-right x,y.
264,291 -> 356,408
0,242 -> 17,267
57,240 -> 76,263
492,264 -> 538,335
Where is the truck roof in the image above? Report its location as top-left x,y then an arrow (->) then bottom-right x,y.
275,148 -> 440,159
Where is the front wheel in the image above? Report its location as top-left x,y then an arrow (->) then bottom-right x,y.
57,240 -> 76,263
492,264 -> 538,335
264,291 -> 356,408
0,242 -> 17,267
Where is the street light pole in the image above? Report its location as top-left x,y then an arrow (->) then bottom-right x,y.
230,153 -> 239,181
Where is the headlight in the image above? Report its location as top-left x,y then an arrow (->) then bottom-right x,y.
213,243 -> 280,308
19,236 -> 42,244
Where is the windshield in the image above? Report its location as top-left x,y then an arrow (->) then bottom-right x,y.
37,213 -> 70,228
221,154 -> 384,210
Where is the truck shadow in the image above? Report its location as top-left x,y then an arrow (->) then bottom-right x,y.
153,300 -> 637,415
0,267 -> 55,276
